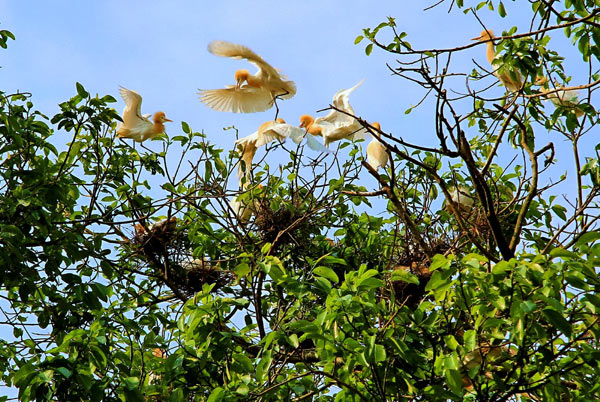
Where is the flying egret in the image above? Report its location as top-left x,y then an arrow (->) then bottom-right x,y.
117,87 -> 172,142
198,41 -> 296,114
535,76 -> 585,118
299,80 -> 366,147
472,30 -> 522,92
366,122 -> 388,171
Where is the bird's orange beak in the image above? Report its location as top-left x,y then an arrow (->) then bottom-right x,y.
471,34 -> 483,41
164,117 -> 173,122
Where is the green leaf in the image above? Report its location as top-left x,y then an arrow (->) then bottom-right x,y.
445,368 -> 464,396
357,277 -> 383,291
390,269 -> 419,285
234,262 -> 250,278
207,387 -> 225,402
430,254 -> 450,271
444,335 -> 458,350
492,261 -> 510,275
373,344 -> 386,363
520,300 -> 537,313
313,266 -> 339,283
365,43 -> 373,56
287,334 -> 299,348
354,35 -> 364,44
181,121 -> 191,134
464,330 -> 476,351
498,1 -> 506,17
169,389 -> 184,402
576,231 -> 600,247
123,376 -> 139,391
76,82 -> 88,98
552,205 -> 567,221
256,351 -> 273,383
550,248 -> 579,260
542,309 -> 572,337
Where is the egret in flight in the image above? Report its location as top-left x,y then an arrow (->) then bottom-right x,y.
198,41 -> 296,115
117,87 -> 172,142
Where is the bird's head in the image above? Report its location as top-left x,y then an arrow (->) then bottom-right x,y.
471,29 -> 495,42
371,122 -> 381,137
235,69 -> 250,89
299,114 -> 314,129
153,111 -> 173,124
534,76 -> 549,87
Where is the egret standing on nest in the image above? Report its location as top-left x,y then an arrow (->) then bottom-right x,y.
472,30 -> 522,93
117,87 -> 172,142
198,41 -> 296,116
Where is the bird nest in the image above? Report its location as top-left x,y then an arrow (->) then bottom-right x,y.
128,217 -> 234,298
384,237 -> 450,307
254,201 -> 311,250
388,263 -> 433,308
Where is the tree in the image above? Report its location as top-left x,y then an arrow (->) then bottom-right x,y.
2,1 -> 600,400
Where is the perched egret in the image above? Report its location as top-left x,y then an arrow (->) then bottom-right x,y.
535,76 -> 585,118
447,186 -> 475,212
235,118 -> 287,181
117,87 -> 172,142
198,41 -> 296,114
230,185 -> 263,223
235,118 -> 328,182
366,122 -> 388,171
472,30 -> 522,92
299,80 -> 366,147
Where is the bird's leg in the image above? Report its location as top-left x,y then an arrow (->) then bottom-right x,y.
270,89 -> 289,121
272,96 -> 280,120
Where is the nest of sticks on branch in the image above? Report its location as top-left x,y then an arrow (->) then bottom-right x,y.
129,217 -> 234,297
385,237 -> 450,307
254,200 -> 312,252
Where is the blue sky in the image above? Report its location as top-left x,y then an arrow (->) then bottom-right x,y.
3,1 -> 590,181
2,1 -> 518,152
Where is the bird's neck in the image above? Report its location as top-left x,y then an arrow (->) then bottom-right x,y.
258,120 -> 275,134
153,122 -> 165,134
307,123 -> 322,136
486,41 -> 496,64
246,76 -> 262,88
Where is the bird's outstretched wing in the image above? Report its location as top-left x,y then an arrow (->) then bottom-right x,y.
119,87 -> 144,121
332,79 -> 364,113
315,80 -> 364,126
260,123 -> 303,146
265,124 -> 329,152
208,40 -> 279,79
198,86 -> 273,113
305,133 -> 330,152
